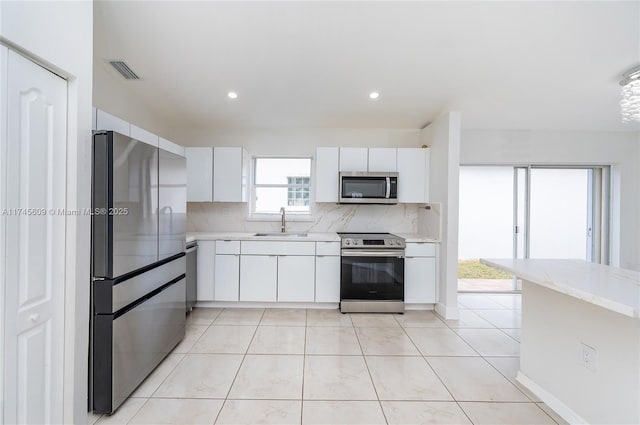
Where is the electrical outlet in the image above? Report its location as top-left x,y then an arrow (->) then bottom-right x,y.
222,207 -> 231,217
580,342 -> 597,371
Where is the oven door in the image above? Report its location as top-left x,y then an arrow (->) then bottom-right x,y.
340,251 -> 404,301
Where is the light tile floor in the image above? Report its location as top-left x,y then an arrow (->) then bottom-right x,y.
90,294 -> 569,425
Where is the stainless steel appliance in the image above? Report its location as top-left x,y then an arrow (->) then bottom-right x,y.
338,233 -> 405,313
186,241 -> 197,312
339,172 -> 398,204
91,130 -> 187,414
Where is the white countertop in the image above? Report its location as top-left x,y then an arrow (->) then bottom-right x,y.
186,232 -> 341,243
187,232 -> 438,244
396,234 -> 440,243
481,258 -> 640,318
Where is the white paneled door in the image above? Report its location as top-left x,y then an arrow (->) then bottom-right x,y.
1,48 -> 67,425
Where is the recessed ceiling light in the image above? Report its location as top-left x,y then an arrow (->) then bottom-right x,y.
369,92 -> 380,100
227,91 -> 238,99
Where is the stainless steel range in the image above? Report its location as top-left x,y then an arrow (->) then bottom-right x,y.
338,233 -> 405,313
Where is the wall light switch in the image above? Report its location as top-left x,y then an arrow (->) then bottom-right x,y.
222,207 -> 231,217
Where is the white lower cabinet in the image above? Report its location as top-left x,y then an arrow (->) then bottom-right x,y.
240,255 -> 277,301
277,256 -> 315,302
315,256 -> 341,302
214,254 -> 240,301
404,256 -> 436,303
196,241 -> 215,300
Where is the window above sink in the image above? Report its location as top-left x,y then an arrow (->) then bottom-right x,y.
252,157 -> 312,218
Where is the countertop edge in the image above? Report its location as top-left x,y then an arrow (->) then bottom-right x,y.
481,259 -> 639,319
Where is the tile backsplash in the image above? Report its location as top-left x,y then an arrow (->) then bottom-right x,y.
187,202 -> 419,234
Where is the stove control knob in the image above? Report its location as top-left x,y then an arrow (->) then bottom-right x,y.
396,240 -> 402,246
345,240 -> 351,245
354,240 -> 359,245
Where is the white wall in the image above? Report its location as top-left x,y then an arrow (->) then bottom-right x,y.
169,127 -> 421,152
93,59 -> 173,139
420,112 -> 461,319
520,281 -> 640,424
0,1 -> 93,423
460,130 -> 640,271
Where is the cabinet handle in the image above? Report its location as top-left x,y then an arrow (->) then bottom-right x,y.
316,255 -> 325,258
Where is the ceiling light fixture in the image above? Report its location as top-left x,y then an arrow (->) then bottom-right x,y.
620,65 -> 640,122
369,92 -> 379,100
227,91 -> 238,99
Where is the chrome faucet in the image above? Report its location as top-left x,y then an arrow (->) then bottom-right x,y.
280,207 -> 286,233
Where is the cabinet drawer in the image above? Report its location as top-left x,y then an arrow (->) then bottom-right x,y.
241,241 -> 315,256
405,242 -> 436,257
215,240 -> 240,254
316,241 -> 340,256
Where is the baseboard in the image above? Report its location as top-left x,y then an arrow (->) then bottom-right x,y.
516,371 -> 588,425
195,301 -> 439,311
195,301 -> 340,309
435,302 -> 459,320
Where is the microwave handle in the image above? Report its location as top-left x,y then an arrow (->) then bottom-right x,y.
386,177 -> 391,198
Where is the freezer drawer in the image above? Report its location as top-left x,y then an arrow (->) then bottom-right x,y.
94,254 -> 186,314
92,278 -> 185,414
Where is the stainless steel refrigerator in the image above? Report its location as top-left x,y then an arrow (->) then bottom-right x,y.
90,130 -> 187,414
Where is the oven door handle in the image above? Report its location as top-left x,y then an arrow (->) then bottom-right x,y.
341,250 -> 405,258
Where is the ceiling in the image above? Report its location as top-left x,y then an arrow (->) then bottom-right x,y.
94,1 -> 640,131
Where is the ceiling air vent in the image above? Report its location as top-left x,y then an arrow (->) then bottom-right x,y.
109,61 -> 140,80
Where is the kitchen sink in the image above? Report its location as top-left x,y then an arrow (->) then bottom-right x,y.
254,232 -> 308,237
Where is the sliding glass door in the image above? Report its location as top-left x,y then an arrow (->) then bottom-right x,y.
458,165 -> 609,292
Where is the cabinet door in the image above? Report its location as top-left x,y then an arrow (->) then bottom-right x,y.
397,148 -> 429,203
315,256 -> 341,302
214,147 -> 244,202
196,241 -> 215,300
404,257 -> 436,303
277,256 -> 315,302
339,147 -> 368,171
214,254 -> 240,301
315,147 -> 339,202
240,255 -> 277,301
186,148 -> 213,202
368,148 -> 397,172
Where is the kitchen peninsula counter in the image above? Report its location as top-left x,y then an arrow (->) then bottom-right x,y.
481,258 -> 640,425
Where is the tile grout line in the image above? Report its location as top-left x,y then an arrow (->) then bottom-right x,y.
143,308 -> 221,400
122,397 -> 150,425
352,316 -> 389,425
395,312 -> 476,424
211,308 -> 266,425
300,308 -> 308,425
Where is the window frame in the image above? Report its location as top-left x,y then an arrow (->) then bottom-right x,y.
251,156 -> 313,219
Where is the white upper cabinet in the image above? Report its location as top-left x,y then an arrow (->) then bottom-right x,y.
213,147 -> 248,202
130,124 -> 159,147
368,148 -> 397,172
96,109 -> 130,136
397,148 -> 430,203
315,147 -> 339,203
186,147 -> 214,202
339,147 -> 368,171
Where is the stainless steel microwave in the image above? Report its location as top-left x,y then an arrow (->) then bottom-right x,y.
339,172 -> 398,204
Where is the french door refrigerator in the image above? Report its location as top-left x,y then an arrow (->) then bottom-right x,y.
90,130 -> 187,413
